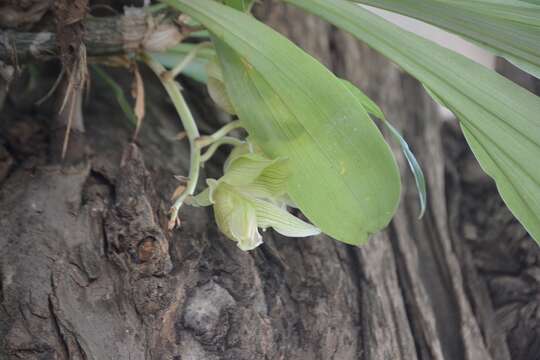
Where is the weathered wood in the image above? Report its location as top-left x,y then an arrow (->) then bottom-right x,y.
0,9 -> 182,64
0,61 -> 13,110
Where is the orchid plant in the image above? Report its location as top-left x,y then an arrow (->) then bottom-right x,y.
106,0 -> 540,250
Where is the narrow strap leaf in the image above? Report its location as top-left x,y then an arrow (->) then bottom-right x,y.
285,0 -> 540,243
351,0 -> 540,78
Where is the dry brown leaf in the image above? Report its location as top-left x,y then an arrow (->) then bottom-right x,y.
174,175 -> 189,183
61,45 -> 88,160
171,184 -> 187,201
131,63 -> 145,141
175,131 -> 187,141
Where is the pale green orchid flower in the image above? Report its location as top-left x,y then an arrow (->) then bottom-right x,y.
190,144 -> 320,251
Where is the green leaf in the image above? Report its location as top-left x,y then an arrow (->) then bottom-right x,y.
151,44 -> 216,83
222,0 -> 255,11
343,80 -> 427,218
285,0 -> 540,242
161,0 -> 401,244
157,43 -> 216,61
384,121 -> 427,219
439,0 -> 540,24
352,0 -> 540,78
91,65 -> 137,127
341,80 -> 384,120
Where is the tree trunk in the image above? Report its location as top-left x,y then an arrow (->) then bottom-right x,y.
1,2 -> 539,359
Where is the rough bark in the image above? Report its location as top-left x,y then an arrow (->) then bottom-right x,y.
1,2 -> 539,360
0,11 -> 183,64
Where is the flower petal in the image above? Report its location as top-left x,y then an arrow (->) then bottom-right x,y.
239,158 -> 289,201
213,183 -> 262,250
253,198 -> 320,238
207,57 -> 236,114
222,152 -> 276,186
223,142 -> 252,171
208,78 -> 236,114
252,157 -> 289,196
188,178 -> 219,206
230,203 -> 263,251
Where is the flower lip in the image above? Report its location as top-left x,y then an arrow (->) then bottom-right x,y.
189,143 -> 320,251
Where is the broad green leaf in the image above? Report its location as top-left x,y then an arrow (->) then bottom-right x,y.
221,0 -> 255,11
443,0 -> 540,23
341,80 -> 384,120
351,0 -> 540,78
285,0 -> 540,242
161,0 -> 401,244
343,80 -> 427,218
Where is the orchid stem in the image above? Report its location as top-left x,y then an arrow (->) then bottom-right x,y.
195,119 -> 243,148
201,136 -> 245,163
143,53 -> 201,228
166,42 -> 212,79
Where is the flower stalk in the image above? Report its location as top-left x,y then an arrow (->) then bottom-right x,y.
201,136 -> 244,163
143,53 -> 201,229
165,42 -> 212,80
